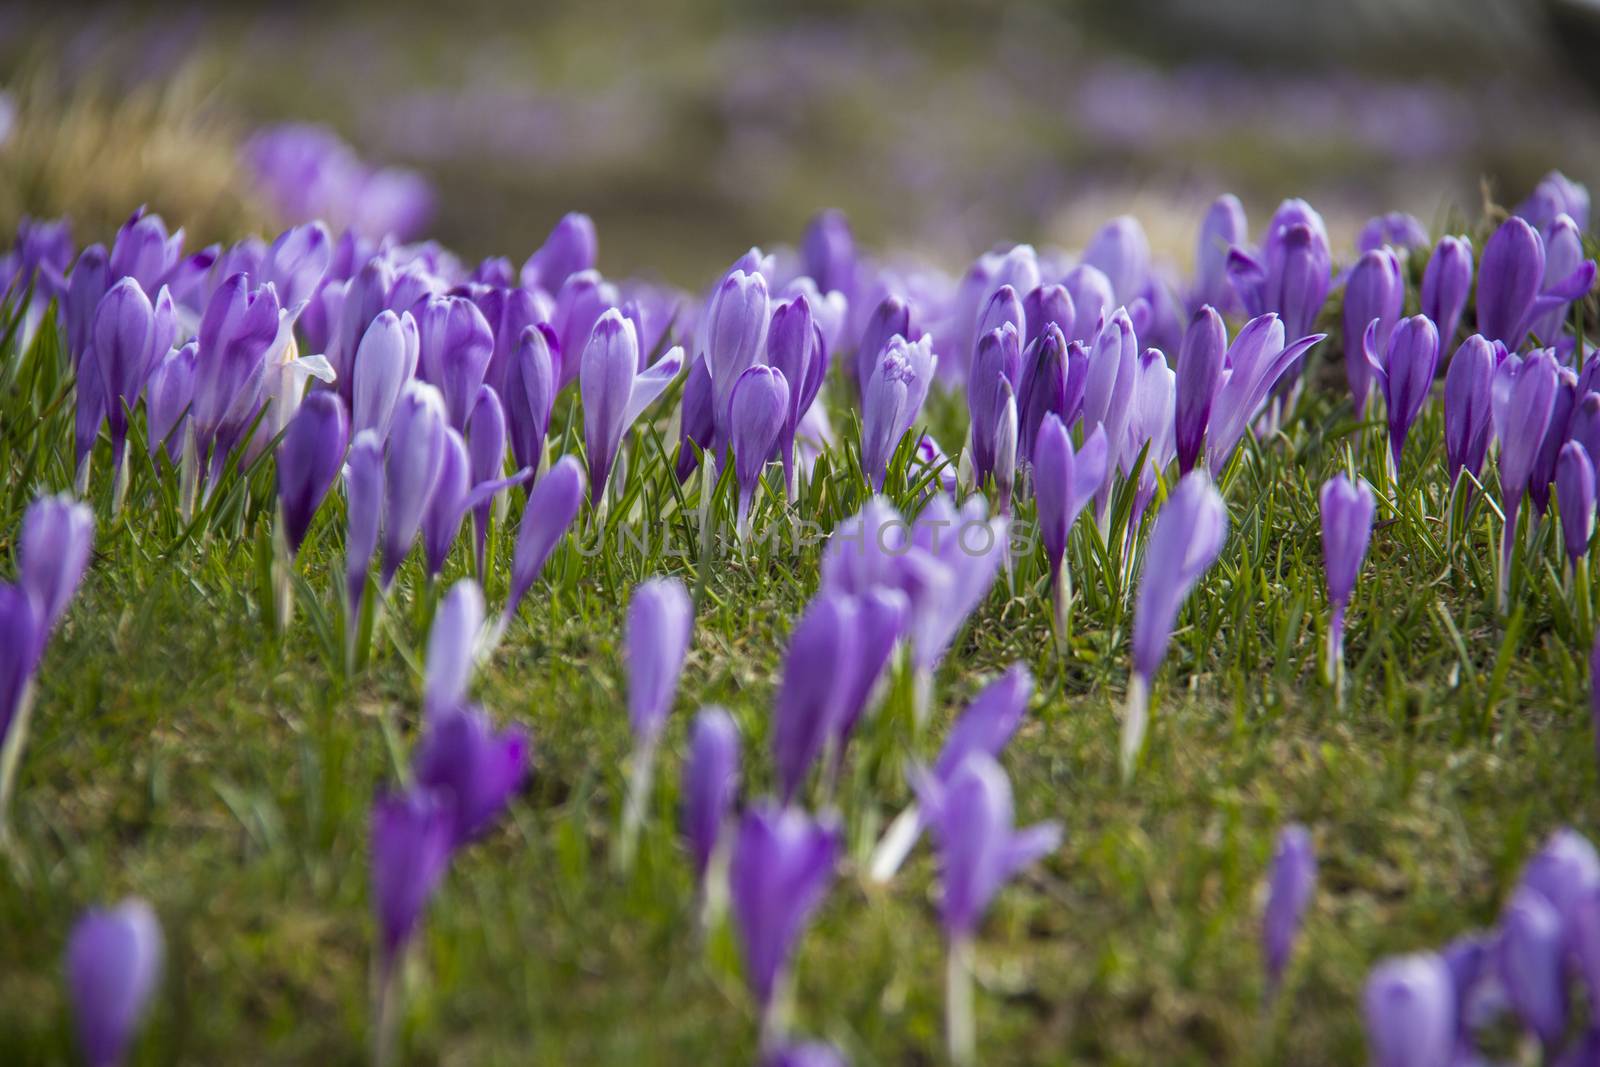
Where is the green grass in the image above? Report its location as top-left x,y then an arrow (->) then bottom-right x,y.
0,275 -> 1596,1067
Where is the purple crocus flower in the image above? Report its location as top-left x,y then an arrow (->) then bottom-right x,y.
343,430 -> 384,623
1023,283 -> 1074,348
1357,212 -> 1429,255
414,295 -> 493,431
1262,824 -> 1316,995
767,296 -> 826,495
1343,249 -> 1404,417
1492,349 -> 1559,608
145,342 -> 195,463
90,278 -> 171,476
20,493 -> 95,638
860,335 -> 936,491
675,354 -> 717,482
1125,471 -> 1227,779
1530,368 -> 1580,516
1421,236 -> 1473,347
729,801 -> 841,1014
1517,170 -> 1590,234
1559,443 -> 1597,567
1033,417 -> 1108,639
1191,194 -> 1247,314
773,593 -> 853,803
477,284 -> 544,401
580,309 -> 684,506
423,579 -> 484,717
763,1040 -> 848,1067
682,706 -> 740,886
503,456 -> 586,622
277,390 -> 349,557
380,381 -> 449,586
369,788 -> 454,971
1363,953 -> 1456,1067
853,294 -> 911,391
1529,214 -> 1588,344
993,382 -> 1019,509
1476,216 -> 1595,349
626,578 -> 694,745
191,273 -> 281,488
1443,335 -> 1497,489
1497,885 -> 1567,1050
64,244 -> 109,371
109,208 -> 184,292
704,269 -> 771,445
1319,475 -> 1376,687
503,324 -> 558,477
1015,325 -> 1069,462
1364,314 -> 1440,472
1083,216 -> 1150,305
351,309 -> 419,440
801,208 -> 855,297
412,702 -> 530,847
831,588 -> 908,751
466,385 -> 507,575
522,211 -> 597,294
729,365 -> 791,535
1227,200 -> 1332,343
66,899 -> 164,1067
1174,306 -> 1227,475
1080,309 -> 1138,497
0,584 -> 39,748
1206,314 -> 1325,478
331,258 -> 395,405
969,323 -> 1022,485
553,270 -> 620,391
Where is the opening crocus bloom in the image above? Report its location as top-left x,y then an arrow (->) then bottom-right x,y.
66,899 -> 164,1067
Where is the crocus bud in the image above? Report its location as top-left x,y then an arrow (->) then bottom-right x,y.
626,578 -> 694,745
467,385 -> 507,573
854,294 -> 910,390
1529,214 -> 1588,344
1343,249 -> 1404,416
768,295 -> 820,493
416,295 -> 494,430
1033,417 -> 1108,588
1063,264 -> 1114,343
1192,194 -> 1248,314
20,493 -> 95,637
832,588 -> 908,748
1530,368 -> 1580,516
1443,335 -> 1497,486
332,258 -> 395,404
504,456 -> 586,621
729,365 -> 790,534
1081,309 -> 1138,494
370,789 -> 454,971
1174,306 -> 1227,474
676,354 -> 715,482
916,752 -> 1060,938
1497,886 -> 1567,1049
705,269 -> 770,441
1262,824 -> 1316,994
412,703 -> 530,847
1,586 -> 40,743
906,494 -> 1008,675
969,324 -> 1021,485
1422,236 -> 1473,347
773,593 -> 853,802
277,391 -> 349,556
1015,326 -> 1067,463
344,431 -> 384,612
1477,217 -> 1545,348
993,381 -> 1018,510
192,273 -> 280,477
1083,215 -> 1150,305
974,286 -> 1024,367
351,310 -> 419,440
1022,283 -> 1074,348
801,209 -> 855,296
730,802 -> 840,1011
64,243 -> 110,367
381,381 -> 449,586
1320,474 -> 1376,629
90,278 -> 158,462
145,341 -> 196,463
1357,212 -> 1429,255
1559,443 -> 1597,567
553,270 -> 619,391
682,706 -> 740,883
522,211 -> 597,293
424,579 -> 484,717
1364,314 -> 1440,471
1517,170 -> 1591,233
1493,350 -> 1560,541
581,309 -> 642,504
1207,315 -> 1324,478
860,336 -> 936,491
504,324 -> 557,476
1363,954 -> 1455,1067
66,899 -> 163,1067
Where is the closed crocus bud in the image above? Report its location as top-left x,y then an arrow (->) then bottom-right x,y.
1365,314 -> 1440,471
1319,475 -> 1376,683
1207,314 -> 1325,478
974,285 -> 1024,366
1063,264 -> 1114,343
801,209 -> 855,297
332,258 -> 396,404
480,285 -> 542,400
854,294 -> 911,390
1530,368 -> 1580,516
1529,214 -> 1588,345
768,295 -> 819,493
1015,325 -> 1068,462
1192,194 -> 1248,314
773,593 -> 853,802
993,381 -> 1019,510
1498,886 -> 1567,1049
416,295 -> 494,430
1343,249 -> 1404,417
90,278 -> 156,462
580,309 -> 641,504
682,706 -> 740,883
424,579 -> 484,717
626,578 -> 694,745
145,341 -> 196,463
1083,215 -> 1151,305
1,585 -> 39,743
969,323 -> 1022,485
380,382 -> 449,586
933,664 -> 1032,781
66,899 -> 163,1067
1477,217 -> 1545,348
344,431 -> 384,613
730,802 -> 841,1012
64,243 -> 110,367
1357,212 -> 1429,255
466,385 -> 507,552
1422,236 -> 1473,347
1267,222 -> 1330,349
504,456 -> 586,621
523,211 -> 597,294
832,588 -> 908,749
705,269 -> 770,441
860,336 -> 936,491
1174,306 -> 1227,475
1518,829 -> 1600,960
262,221 -> 331,310
504,324 -> 557,477
917,752 -> 1060,939
20,493 -> 95,637
413,702 -> 530,847
1033,417 -> 1108,602
1444,335 -> 1497,487
554,270 -> 619,391
277,391 -> 349,557
1125,472 -> 1227,779
1493,350 -> 1560,591
729,365 -> 790,535
1363,954 -> 1456,1067
369,788 -> 454,972
192,273 -> 281,477
1023,283 -> 1074,348
1517,169 -> 1591,234
1081,309 -> 1139,491
351,310 -> 419,440
676,354 -> 716,482
1262,824 -> 1316,994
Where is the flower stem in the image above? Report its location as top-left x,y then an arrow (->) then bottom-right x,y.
947,935 -> 976,1067
616,736 -> 658,874
0,680 -> 37,848
1120,673 -> 1150,784
867,803 -> 923,884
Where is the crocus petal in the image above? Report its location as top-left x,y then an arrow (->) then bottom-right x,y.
505,456 -> 586,620
626,577 -> 694,743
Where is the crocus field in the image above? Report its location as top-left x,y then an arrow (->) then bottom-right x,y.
5,132 -> 1600,1066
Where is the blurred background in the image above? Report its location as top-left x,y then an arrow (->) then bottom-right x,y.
2,0 -> 1599,282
